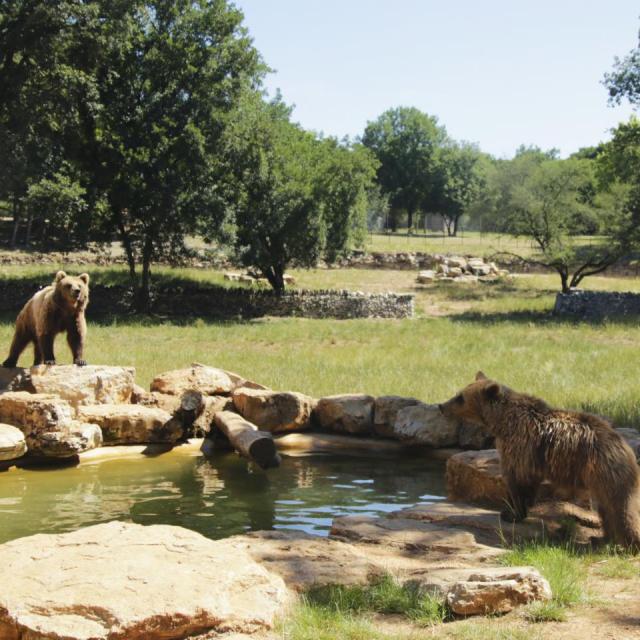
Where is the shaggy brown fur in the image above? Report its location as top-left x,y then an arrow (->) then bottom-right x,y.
440,371 -> 640,549
2,271 -> 90,367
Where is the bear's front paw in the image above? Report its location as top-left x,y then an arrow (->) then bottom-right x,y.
74,359 -> 87,367
500,508 -> 524,523
44,360 -> 56,366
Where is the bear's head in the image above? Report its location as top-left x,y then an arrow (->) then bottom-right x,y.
438,371 -> 504,428
54,271 -> 90,310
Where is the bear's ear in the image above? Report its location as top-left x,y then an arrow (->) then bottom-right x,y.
79,273 -> 90,285
475,371 -> 488,381
55,271 -> 67,283
483,382 -> 501,400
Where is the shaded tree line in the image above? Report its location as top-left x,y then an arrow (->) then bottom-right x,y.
1,3 -> 639,299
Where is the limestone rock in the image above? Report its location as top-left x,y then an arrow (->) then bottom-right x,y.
28,365 -> 136,407
314,394 -> 374,435
229,529 -> 382,592
232,388 -> 315,433
135,390 -> 183,413
446,449 -> 506,507
77,404 -> 180,444
445,567 -> 552,615
330,514 -> 499,559
151,364 -> 233,396
373,396 -> 421,438
0,391 -> 74,434
453,274 -> 479,284
393,402 -> 459,447
193,396 -> 234,435
0,424 -> 27,461
0,521 -> 289,640
28,421 -> 102,458
416,270 -> 436,284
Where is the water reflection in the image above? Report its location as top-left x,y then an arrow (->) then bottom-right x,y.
0,450 -> 446,544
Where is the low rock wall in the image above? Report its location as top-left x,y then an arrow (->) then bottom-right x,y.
554,289 -> 640,319
0,282 -> 414,320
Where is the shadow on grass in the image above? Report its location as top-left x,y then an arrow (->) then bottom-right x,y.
449,308 -> 640,328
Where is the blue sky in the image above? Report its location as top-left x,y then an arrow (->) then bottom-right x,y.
235,0 -> 638,158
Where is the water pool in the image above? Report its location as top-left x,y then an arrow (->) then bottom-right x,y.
0,447 -> 447,544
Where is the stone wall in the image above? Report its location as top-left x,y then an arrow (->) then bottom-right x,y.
554,289 -> 640,320
0,282 -> 414,320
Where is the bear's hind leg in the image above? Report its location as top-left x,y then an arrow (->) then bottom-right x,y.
3,326 -> 32,368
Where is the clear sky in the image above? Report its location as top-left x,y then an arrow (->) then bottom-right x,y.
235,0 -> 638,158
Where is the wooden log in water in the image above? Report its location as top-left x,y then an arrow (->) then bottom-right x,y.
213,411 -> 280,469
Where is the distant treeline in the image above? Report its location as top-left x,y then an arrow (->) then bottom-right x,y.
1,2 -> 639,300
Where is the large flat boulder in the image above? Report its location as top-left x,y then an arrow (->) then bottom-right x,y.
0,392 -> 74,434
229,529 -> 383,592
314,394 -> 374,435
28,421 -> 102,458
393,402 -> 459,447
77,404 -> 180,444
446,449 -> 507,507
29,365 -> 136,407
0,521 -> 289,640
330,514 -> 499,558
0,424 -> 27,461
151,364 -> 233,396
232,388 -> 315,433
373,395 -> 420,438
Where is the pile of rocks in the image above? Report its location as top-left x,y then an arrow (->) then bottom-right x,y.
417,255 -> 510,285
0,362 -> 492,469
223,272 -> 296,286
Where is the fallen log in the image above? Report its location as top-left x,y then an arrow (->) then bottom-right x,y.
213,411 -> 280,469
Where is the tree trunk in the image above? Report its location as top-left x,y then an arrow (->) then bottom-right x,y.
558,269 -> 570,293
264,264 -> 285,295
407,208 -> 414,231
24,211 -> 33,247
137,237 -> 153,312
10,197 -> 20,249
213,410 -> 280,469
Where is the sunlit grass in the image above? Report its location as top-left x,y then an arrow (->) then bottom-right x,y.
502,543 -> 590,621
0,265 -> 637,429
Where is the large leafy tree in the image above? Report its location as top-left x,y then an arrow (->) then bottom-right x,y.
361,106 -> 447,231
0,1 -> 102,248
430,143 -> 487,237
80,0 -> 264,309
225,94 -> 376,293
501,158 -> 627,292
604,26 -> 640,107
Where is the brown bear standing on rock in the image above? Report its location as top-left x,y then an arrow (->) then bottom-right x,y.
440,371 -> 640,549
2,271 -> 89,367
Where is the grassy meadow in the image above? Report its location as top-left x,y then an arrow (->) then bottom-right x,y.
0,262 -> 638,429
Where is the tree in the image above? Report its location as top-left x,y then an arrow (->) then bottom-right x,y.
502,158 -> 627,292
76,0 -> 265,310
225,94 -> 376,293
361,107 -> 448,231
431,143 -> 487,236
604,26 -> 640,107
0,1 -> 101,249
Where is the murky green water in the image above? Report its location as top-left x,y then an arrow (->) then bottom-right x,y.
0,448 -> 446,544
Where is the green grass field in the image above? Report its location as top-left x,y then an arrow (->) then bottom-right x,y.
0,263 -> 637,429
